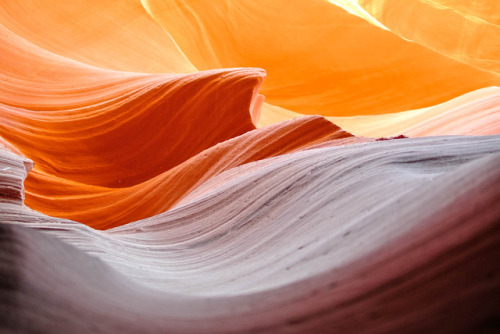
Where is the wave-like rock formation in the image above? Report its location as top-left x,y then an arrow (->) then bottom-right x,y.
0,22 -> 270,227
1,0 -> 499,332
1,135 -> 500,333
17,115 -> 363,229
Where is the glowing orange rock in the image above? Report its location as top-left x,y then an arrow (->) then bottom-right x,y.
0,23 -> 265,181
0,0 -> 195,72
0,0 -> 499,331
143,0 -> 499,117
0,22 -> 270,227
0,18 -> 369,229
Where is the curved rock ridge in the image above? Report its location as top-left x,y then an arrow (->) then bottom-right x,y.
24,116 -> 364,229
2,67 -> 263,186
1,135 -> 499,333
0,23 -> 276,226
142,0 -> 499,117
328,86 -> 500,137
357,0 -> 500,74
0,21 -> 262,186
0,1 -> 499,332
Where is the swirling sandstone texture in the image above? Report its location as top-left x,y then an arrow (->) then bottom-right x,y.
1,136 -> 500,333
0,0 -> 499,333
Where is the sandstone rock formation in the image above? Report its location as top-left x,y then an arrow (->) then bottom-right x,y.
0,1 -> 499,333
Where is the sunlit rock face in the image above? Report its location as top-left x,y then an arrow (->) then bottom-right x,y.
142,0 -> 499,117
0,1 -> 499,333
357,0 -> 500,75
